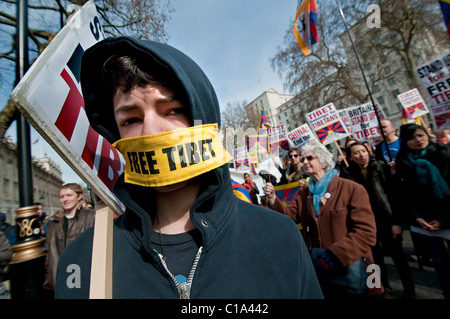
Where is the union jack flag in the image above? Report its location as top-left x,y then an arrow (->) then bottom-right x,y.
315,121 -> 347,144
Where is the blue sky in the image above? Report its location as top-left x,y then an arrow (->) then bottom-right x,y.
167,0 -> 296,107
4,0 -> 297,185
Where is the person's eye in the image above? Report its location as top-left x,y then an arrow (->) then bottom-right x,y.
167,107 -> 188,116
120,117 -> 141,127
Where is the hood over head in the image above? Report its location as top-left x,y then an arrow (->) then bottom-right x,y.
81,36 -> 221,144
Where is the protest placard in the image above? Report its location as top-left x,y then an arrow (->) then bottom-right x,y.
397,88 -> 430,119
305,103 -> 349,145
233,146 -> 249,170
347,102 -> 381,141
264,125 -> 289,155
416,51 -> 450,107
287,123 -> 317,148
10,0 -> 125,214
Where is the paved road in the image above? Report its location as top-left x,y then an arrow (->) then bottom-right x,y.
384,230 -> 445,299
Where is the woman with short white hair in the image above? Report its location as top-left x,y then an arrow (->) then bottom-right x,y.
264,141 -> 382,298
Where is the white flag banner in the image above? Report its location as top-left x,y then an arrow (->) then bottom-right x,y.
11,0 -> 125,214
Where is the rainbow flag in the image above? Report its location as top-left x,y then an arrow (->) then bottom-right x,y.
439,0 -> 450,39
231,179 -> 252,203
293,0 -> 319,56
274,181 -> 301,207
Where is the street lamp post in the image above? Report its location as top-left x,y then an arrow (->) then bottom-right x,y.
9,0 -> 46,299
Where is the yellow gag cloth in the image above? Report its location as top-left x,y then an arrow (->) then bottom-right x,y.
112,124 -> 232,187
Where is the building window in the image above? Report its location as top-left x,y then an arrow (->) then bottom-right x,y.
392,89 -> 400,98
388,77 -> 396,86
374,85 -> 380,93
377,96 -> 385,105
397,103 -> 403,112
383,108 -> 390,116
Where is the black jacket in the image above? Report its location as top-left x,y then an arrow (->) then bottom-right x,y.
345,157 -> 399,240
394,142 -> 450,228
55,36 -> 322,299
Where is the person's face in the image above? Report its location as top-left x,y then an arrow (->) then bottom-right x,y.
59,189 -> 82,212
406,129 -> 429,152
288,151 -> 300,166
113,83 -> 190,139
380,120 -> 396,137
244,174 -> 250,182
350,145 -> 369,167
113,82 -> 192,192
37,205 -> 43,216
300,151 -> 324,177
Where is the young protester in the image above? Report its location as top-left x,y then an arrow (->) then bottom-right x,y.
45,183 -> 95,297
55,36 -> 322,299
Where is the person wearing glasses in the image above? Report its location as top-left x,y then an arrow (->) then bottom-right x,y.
264,141 -> 381,299
278,148 -> 305,185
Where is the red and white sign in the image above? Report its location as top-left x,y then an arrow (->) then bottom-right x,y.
287,123 -> 317,148
347,102 -> 381,141
305,103 -> 349,145
397,88 -> 430,119
11,0 -> 125,214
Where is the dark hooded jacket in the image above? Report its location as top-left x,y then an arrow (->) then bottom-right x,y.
55,36 -> 322,299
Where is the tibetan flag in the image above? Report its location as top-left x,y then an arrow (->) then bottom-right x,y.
259,109 -> 271,129
235,158 -> 249,170
250,162 -> 257,175
435,113 -> 450,130
246,135 -> 269,153
293,0 -> 319,56
439,0 -> 450,39
315,121 -> 347,144
274,182 -> 301,207
231,179 -> 252,203
401,107 -> 422,125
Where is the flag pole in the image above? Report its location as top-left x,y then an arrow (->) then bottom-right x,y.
335,0 -> 392,162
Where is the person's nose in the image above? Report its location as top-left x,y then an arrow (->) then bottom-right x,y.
141,113 -> 168,136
